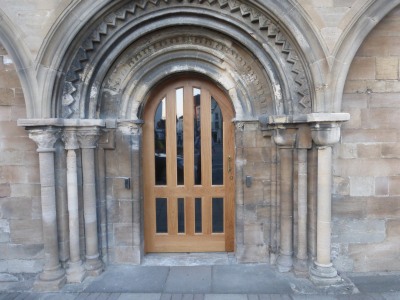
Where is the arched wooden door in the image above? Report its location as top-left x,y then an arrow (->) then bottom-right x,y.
143,78 -> 235,253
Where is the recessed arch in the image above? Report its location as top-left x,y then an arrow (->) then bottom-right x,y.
47,0 -> 318,120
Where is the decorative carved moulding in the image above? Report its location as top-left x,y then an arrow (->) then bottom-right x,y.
59,0 -> 312,119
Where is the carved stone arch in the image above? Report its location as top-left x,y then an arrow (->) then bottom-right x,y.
98,27 -> 274,120
0,9 -> 36,117
55,0 -> 314,119
331,0 -> 400,112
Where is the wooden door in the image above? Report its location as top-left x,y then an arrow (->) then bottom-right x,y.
143,78 -> 235,253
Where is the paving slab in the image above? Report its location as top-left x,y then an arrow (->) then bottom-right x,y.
117,293 -> 161,300
348,274 -> 400,293
84,266 -> 169,293
204,295 -> 248,300
165,266 -> 212,293
211,264 -> 292,294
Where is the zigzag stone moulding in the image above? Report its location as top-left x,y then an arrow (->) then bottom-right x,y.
61,0 -> 311,118
100,30 -> 273,118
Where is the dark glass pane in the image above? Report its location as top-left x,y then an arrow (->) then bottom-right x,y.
195,198 -> 202,233
156,198 -> 168,233
194,88 -> 202,185
212,198 -> 224,233
211,97 -> 223,185
154,98 -> 167,185
176,88 -> 184,185
178,198 -> 185,233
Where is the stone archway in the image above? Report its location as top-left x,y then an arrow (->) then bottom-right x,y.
17,0 -> 358,291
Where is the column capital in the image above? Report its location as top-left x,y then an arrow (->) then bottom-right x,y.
28,127 -> 60,152
310,122 -> 341,147
77,127 -> 101,149
273,128 -> 297,148
62,128 -> 79,150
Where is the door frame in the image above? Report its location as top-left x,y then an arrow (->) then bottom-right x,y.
142,76 -> 236,253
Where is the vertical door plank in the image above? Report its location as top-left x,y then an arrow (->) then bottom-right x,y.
166,89 -> 177,188
184,83 -> 194,187
201,89 -> 212,188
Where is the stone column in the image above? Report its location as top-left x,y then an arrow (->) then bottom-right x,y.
294,148 -> 308,275
78,128 -> 103,276
62,128 -> 86,282
309,122 -> 341,285
29,128 -> 66,291
273,128 -> 296,272
294,126 -> 312,276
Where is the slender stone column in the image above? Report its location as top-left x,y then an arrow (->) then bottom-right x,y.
78,128 -> 103,276
294,126 -> 311,276
309,122 -> 341,285
29,128 -> 66,291
294,148 -> 308,275
273,128 -> 296,272
62,129 -> 86,282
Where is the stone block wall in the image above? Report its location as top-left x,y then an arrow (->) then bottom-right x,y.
235,123 -> 273,263
0,43 -> 43,273
333,7 -> 400,272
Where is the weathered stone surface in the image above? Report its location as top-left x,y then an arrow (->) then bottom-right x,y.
332,219 -> 386,244
366,197 -> 400,218
375,177 -> 389,196
349,176 -> 374,197
347,57 -> 376,80
0,183 -> 11,198
244,223 -> 264,245
376,57 -> 399,80
342,129 -> 397,143
332,196 -> 366,219
10,219 -> 43,244
388,176 -> 400,195
0,197 -> 32,219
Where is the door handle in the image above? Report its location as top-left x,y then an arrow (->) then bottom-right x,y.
228,156 -> 233,180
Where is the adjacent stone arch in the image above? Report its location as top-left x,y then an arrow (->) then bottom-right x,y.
331,0 -> 400,112
0,8 -> 36,118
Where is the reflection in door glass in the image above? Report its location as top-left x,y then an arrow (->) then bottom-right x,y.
212,198 -> 224,233
156,198 -> 168,233
194,88 -> 202,185
195,198 -> 202,233
178,198 -> 185,233
154,98 -> 167,185
176,88 -> 184,185
211,97 -> 223,185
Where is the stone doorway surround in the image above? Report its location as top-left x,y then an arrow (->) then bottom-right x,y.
14,0 -> 354,291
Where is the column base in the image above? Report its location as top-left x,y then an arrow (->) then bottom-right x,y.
67,260 -> 86,283
277,254 -> 293,272
33,269 -> 66,292
85,257 -> 104,277
294,258 -> 308,277
309,262 -> 342,286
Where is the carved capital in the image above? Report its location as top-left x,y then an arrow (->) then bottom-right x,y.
311,122 -> 341,147
62,128 -> 79,150
28,128 -> 60,152
77,127 -> 101,149
273,128 -> 297,148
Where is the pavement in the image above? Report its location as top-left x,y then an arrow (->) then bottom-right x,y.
1,263 -> 400,299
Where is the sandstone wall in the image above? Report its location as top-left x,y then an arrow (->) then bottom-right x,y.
334,6 -> 400,272
0,44 -> 43,273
